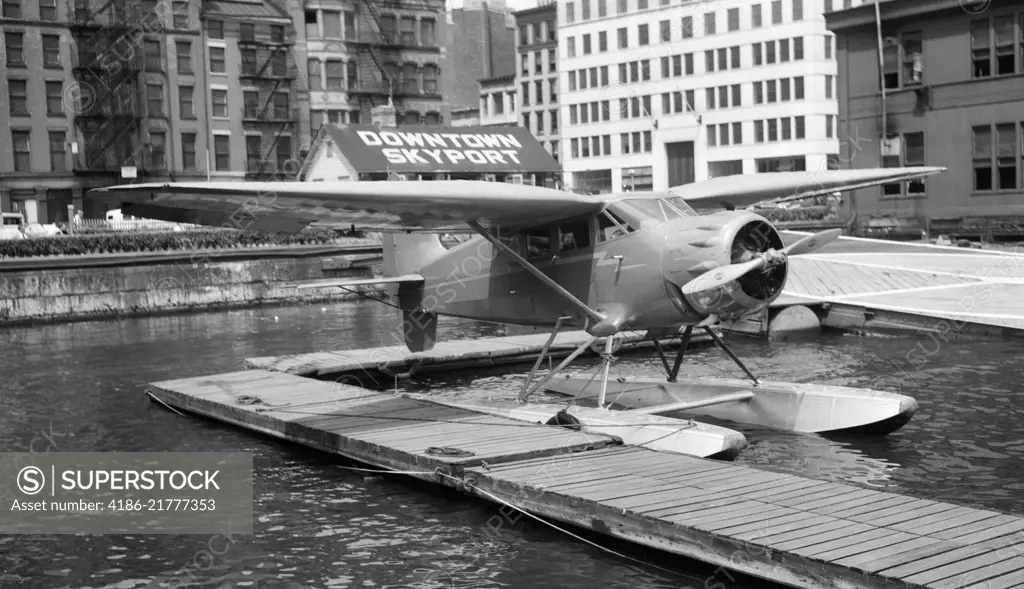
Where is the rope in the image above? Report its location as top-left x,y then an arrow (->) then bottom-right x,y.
439,473 -> 695,581
147,392 -> 185,416
337,286 -> 403,310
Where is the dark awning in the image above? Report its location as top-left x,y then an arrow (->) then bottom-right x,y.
323,124 -> 562,174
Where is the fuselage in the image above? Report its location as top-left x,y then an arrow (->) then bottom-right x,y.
411,195 -> 789,332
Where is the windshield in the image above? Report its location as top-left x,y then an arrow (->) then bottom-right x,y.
605,196 -> 698,228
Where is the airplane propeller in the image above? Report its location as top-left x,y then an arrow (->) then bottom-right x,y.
681,228 -> 842,295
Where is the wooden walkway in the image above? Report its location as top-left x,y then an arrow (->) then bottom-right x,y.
776,232 -> 1024,334
147,369 -> 1024,589
244,329 -> 711,378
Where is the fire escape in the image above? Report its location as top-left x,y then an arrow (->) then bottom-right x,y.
347,0 -> 444,122
70,0 -> 148,176
240,22 -> 298,180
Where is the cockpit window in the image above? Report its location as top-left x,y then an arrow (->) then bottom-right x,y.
661,196 -> 698,218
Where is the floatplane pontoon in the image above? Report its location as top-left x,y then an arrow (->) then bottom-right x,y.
92,163 -> 943,460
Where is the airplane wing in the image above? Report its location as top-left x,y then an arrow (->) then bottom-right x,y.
668,166 -> 946,210
88,180 -> 604,234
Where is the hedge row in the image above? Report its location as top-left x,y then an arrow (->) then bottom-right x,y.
0,227 -> 345,258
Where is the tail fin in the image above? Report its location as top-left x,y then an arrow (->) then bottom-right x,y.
381,233 -> 448,277
381,234 -> 448,353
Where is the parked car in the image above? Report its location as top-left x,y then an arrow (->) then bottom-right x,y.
22,222 -> 64,237
0,212 -> 25,240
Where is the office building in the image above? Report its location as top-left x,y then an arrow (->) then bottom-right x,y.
514,1 -> 561,172
442,0 -> 517,120
828,0 -> 1024,237
558,0 -> 840,194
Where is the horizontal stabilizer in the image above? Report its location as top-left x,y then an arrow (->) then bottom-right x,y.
284,274 -> 424,290
670,166 -> 946,210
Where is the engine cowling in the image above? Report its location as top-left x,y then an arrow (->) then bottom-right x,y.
661,212 -> 787,321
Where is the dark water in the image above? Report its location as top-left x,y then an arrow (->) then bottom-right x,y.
1,301 -> 1023,588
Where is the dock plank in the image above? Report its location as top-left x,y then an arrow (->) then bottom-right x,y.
148,367 -> 1024,589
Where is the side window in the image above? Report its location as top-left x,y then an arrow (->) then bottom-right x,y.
559,218 -> 591,251
597,210 -> 632,242
525,226 -> 553,258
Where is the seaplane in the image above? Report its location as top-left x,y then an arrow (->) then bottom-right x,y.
93,164 -> 945,460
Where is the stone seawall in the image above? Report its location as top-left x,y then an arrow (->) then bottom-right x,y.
0,248 -> 383,325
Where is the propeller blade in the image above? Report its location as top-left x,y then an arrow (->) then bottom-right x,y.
782,228 -> 843,257
681,258 -> 765,295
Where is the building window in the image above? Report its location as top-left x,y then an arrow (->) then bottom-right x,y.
209,47 -> 225,73
623,166 -> 653,190
754,120 -> 764,143
213,136 -> 231,171
708,125 -> 717,147
753,43 -> 762,65
825,75 -> 833,99
682,16 -> 692,38
212,89 -> 228,117
706,50 -> 714,72
173,1 -> 187,28
757,156 -> 806,173
903,32 -> 924,84
705,88 -> 715,109
39,0 -> 57,20
271,25 -> 285,43
753,81 -> 763,104
326,60 -> 344,90
795,116 -> 805,139
3,0 -> 20,17
617,27 -> 628,49
208,19 -> 223,39
307,59 -> 322,90
49,131 -> 66,172
246,135 -> 261,171
179,85 -> 194,118
731,84 -> 741,106
726,7 -> 739,31
181,133 -> 197,171
346,61 -> 357,89
176,41 -> 192,73
825,35 -> 833,59
617,0 -> 626,14
732,122 -> 742,144
751,4 -> 761,27
794,76 -> 804,99
273,92 -> 288,119
42,35 -> 60,67
704,12 -> 715,35
147,84 -> 163,116
12,131 -> 30,171
423,64 -> 438,93
567,36 -> 576,57
276,136 -> 291,170
566,2 -> 574,23
5,32 -> 24,66
145,40 -> 161,71
401,63 -> 418,94
730,46 -> 740,68
792,0 -> 802,21
771,0 -> 782,24
767,119 -> 777,141
766,41 -> 776,63
780,38 -> 790,62
46,81 -> 62,116
794,37 -> 804,60
424,111 -> 440,125
638,24 -> 649,46
421,18 -> 435,45
781,118 -> 791,140
8,80 -> 27,115
400,16 -> 416,45
150,132 -> 166,169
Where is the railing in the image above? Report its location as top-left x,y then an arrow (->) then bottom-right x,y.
72,218 -> 205,233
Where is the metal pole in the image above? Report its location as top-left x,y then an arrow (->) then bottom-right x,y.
875,0 -> 887,142
520,316 -> 570,400
597,335 -> 614,409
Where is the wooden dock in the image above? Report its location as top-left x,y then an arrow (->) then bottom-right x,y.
244,329 -> 711,378
757,232 -> 1024,337
147,369 -> 1024,589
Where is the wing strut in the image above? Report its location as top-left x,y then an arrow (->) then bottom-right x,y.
467,220 -> 614,335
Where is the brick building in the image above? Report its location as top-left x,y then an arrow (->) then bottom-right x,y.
514,1 -> 560,169
828,0 -> 1024,237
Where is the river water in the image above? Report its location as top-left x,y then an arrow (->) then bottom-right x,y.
1,301 -> 1022,589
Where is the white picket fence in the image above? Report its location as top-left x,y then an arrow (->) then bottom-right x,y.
73,218 -> 205,233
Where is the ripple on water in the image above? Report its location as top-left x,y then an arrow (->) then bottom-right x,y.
2,303 -> 1021,589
